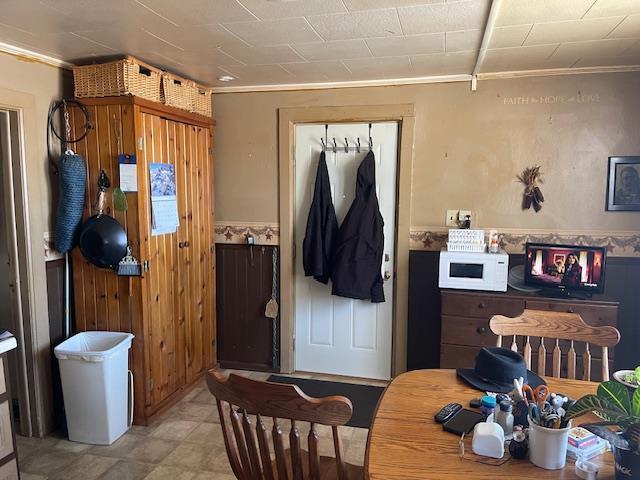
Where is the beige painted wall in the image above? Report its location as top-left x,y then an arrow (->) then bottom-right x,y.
213,72 -> 640,232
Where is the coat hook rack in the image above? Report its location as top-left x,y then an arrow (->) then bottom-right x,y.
344,137 -> 349,153
332,137 -> 337,153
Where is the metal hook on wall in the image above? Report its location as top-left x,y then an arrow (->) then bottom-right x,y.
320,138 -> 326,152
344,138 -> 349,153
356,137 -> 361,153
332,137 -> 337,153
369,123 -> 373,148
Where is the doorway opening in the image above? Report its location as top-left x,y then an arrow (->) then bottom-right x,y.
0,108 -> 37,436
294,122 -> 398,380
278,104 -> 416,379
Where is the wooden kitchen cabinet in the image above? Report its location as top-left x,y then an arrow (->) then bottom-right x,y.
69,96 -> 216,424
440,289 -> 618,382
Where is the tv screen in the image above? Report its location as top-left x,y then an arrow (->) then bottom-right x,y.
524,243 -> 606,293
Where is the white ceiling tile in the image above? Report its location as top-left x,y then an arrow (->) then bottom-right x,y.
133,0 -> 256,25
0,0 -> 78,34
397,0 -> 490,35
410,51 -> 476,74
489,25 -> 532,48
218,44 -> 304,65
366,33 -> 444,56
291,39 -> 372,61
584,0 -> 640,18
219,64 -> 295,83
481,44 -> 569,72
223,17 -> 323,46
607,15 -> 640,39
280,60 -> 353,81
307,9 -> 403,41
344,0 -> 444,11
342,55 -> 413,78
237,0 -> 346,20
446,29 -> 482,52
551,38 -> 640,64
525,17 -> 625,45
496,0 -> 595,27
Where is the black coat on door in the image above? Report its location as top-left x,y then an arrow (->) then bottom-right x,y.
302,151 -> 339,284
331,150 -> 385,303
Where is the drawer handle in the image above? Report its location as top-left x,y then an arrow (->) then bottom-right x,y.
567,308 -> 575,313
476,327 -> 486,334
478,303 -> 487,309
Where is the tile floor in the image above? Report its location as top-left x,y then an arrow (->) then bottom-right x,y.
17,370 -> 387,480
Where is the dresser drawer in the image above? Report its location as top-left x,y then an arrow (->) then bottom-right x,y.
525,300 -> 617,327
440,344 -> 482,370
442,293 -> 525,319
441,315 -> 498,348
0,459 -> 18,480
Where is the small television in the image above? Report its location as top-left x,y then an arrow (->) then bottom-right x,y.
524,242 -> 607,296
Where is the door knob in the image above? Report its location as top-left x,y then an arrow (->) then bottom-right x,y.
184,241 -> 190,248
178,242 -> 185,248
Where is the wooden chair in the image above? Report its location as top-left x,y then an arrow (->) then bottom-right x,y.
206,369 -> 363,480
489,309 -> 620,381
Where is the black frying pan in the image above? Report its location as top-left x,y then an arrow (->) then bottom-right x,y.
78,170 -> 127,269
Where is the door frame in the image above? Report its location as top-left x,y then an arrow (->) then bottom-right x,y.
278,104 -> 416,377
0,92 -> 53,436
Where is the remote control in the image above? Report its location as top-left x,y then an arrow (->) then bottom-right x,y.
434,403 -> 463,423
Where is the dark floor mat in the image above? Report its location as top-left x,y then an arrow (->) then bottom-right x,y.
267,375 -> 385,428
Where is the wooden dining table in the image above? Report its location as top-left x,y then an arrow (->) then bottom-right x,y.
366,369 -> 615,479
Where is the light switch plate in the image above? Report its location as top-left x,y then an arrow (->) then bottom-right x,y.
446,210 -> 459,227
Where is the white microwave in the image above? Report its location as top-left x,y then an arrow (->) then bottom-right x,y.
438,249 -> 509,292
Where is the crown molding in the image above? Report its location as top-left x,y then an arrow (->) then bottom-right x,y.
476,64 -> 640,80
0,41 -> 73,70
211,74 -> 473,93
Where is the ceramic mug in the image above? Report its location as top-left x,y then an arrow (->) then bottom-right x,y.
528,416 -> 572,470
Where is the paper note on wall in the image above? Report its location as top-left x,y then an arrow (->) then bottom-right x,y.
119,154 -> 138,192
150,163 -> 179,236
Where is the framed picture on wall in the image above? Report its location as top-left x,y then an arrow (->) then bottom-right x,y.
607,156 -> 640,211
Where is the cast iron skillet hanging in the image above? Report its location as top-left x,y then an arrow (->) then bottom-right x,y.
78,170 -> 128,269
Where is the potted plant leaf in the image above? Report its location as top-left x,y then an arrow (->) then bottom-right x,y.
566,380 -> 640,479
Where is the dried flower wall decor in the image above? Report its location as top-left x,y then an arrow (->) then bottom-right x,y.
517,165 -> 545,212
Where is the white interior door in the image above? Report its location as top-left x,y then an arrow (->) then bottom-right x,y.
294,122 -> 398,380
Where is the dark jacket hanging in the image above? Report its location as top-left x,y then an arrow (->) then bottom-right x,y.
302,151 -> 339,284
331,150 -> 385,303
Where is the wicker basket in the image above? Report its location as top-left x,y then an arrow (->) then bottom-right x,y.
73,57 -> 162,102
161,73 -> 194,112
192,85 -> 212,117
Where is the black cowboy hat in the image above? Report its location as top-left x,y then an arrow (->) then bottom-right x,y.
457,347 -> 546,393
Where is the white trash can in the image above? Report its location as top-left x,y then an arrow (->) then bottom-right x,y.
54,331 -> 134,445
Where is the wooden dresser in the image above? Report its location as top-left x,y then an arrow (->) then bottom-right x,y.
440,289 -> 619,381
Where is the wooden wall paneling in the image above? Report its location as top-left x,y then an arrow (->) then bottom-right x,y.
174,121 -> 188,388
133,104 -> 152,414
69,107 -> 87,332
185,125 -> 197,382
204,127 -> 216,367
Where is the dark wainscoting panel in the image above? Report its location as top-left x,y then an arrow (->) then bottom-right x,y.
45,259 -> 66,430
408,251 -> 640,371
216,244 -> 280,372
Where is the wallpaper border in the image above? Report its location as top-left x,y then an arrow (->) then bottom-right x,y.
213,222 -> 640,257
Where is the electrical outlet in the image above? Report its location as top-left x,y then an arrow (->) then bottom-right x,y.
445,210 -> 459,227
459,210 -> 472,228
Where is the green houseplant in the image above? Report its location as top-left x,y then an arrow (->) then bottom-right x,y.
566,380 -> 640,479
